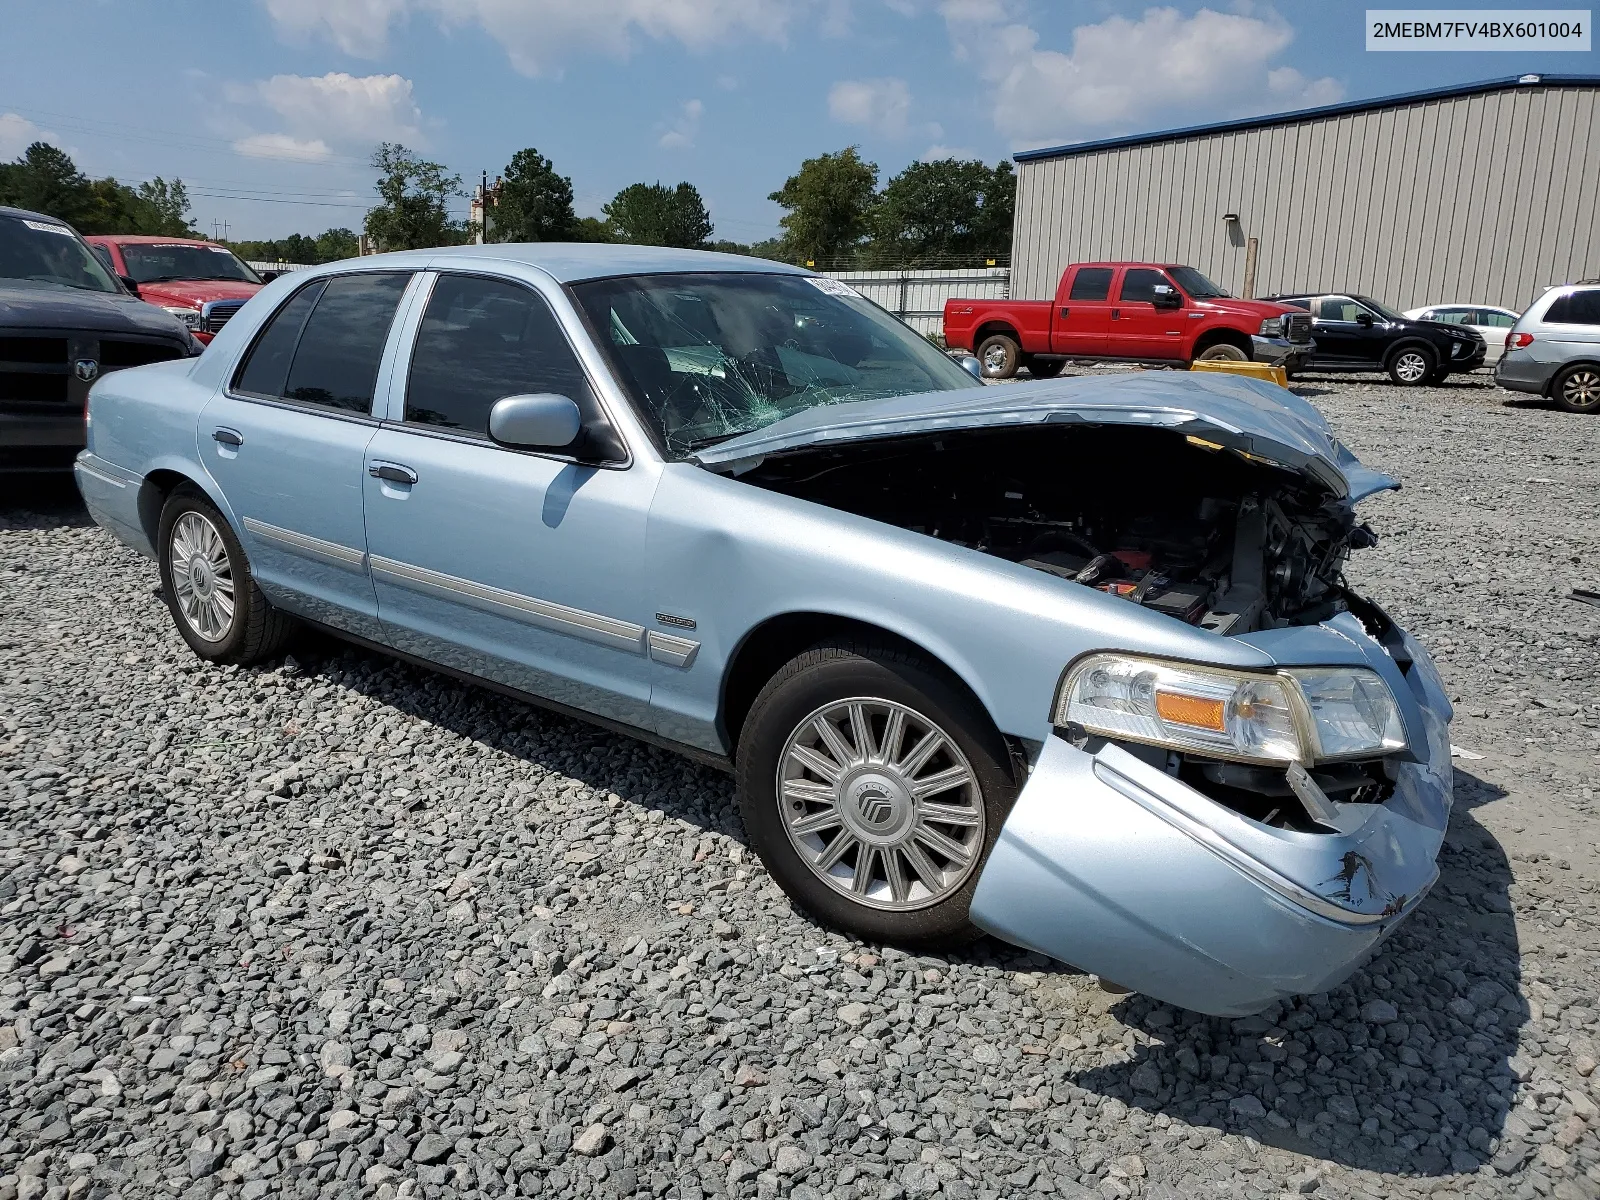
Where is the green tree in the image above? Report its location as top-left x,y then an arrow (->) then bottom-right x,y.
134,177 -> 195,236
314,228 -> 359,261
867,158 -> 1015,266
491,148 -> 577,242
603,181 -> 713,248
364,142 -> 468,252
767,147 -> 878,266
0,142 -> 196,235
572,216 -> 614,243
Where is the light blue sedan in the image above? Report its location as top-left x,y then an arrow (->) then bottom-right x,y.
75,245 -> 1453,1015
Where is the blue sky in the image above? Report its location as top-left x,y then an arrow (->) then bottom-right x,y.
1,1 -> 1592,242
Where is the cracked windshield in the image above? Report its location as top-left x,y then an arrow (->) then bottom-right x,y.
571,271 -> 977,457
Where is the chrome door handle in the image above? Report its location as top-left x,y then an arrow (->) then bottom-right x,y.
369,463 -> 417,485
212,428 -> 243,447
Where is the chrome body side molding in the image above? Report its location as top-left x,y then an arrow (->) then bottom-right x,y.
241,516 -> 367,571
647,630 -> 700,668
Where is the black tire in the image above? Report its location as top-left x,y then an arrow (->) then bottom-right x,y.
158,485 -> 297,665
1552,363 -> 1600,414
1386,343 -> 1436,386
1425,366 -> 1451,385
976,332 -> 1021,379
1025,357 -> 1065,379
735,638 -> 1017,949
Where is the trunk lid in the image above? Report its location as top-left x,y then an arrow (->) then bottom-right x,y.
692,372 -> 1397,503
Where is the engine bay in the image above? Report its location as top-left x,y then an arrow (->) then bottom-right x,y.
738,424 -> 1378,635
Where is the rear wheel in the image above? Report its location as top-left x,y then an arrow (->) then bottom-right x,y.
976,333 -> 1021,379
158,486 -> 297,664
735,640 -> 1016,948
1195,342 -> 1249,363
1386,344 -> 1436,386
1553,364 -> 1600,414
1025,357 -> 1065,379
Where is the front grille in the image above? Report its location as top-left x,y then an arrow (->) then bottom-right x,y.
101,340 -> 184,369
1285,313 -> 1313,343
0,337 -> 69,364
203,300 -> 246,334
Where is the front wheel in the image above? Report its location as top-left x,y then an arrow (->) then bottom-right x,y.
1387,344 -> 1436,386
976,333 -> 1021,379
158,487 -> 297,664
735,640 -> 1017,948
1553,363 -> 1600,414
1195,342 -> 1249,363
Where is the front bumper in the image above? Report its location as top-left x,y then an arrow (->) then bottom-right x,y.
0,408 -> 86,472
970,619 -> 1453,1016
1495,349 -> 1556,396
1252,336 -> 1314,370
1446,339 -> 1487,372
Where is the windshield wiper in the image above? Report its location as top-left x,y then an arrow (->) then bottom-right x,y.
682,430 -> 755,451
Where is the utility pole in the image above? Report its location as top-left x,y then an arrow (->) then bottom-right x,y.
477,169 -> 488,245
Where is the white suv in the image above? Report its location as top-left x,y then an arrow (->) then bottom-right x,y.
1495,281 -> 1600,414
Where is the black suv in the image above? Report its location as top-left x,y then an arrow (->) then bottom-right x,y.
1,205 -> 198,473
1268,292 -> 1486,386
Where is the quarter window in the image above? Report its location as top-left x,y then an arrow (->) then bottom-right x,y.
1545,290 -> 1600,325
1119,268 -> 1171,304
404,274 -> 597,440
1067,268 -> 1113,301
234,281 -> 324,399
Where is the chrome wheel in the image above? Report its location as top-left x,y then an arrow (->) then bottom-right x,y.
1559,367 -> 1600,410
168,511 -> 236,642
982,343 -> 1010,373
1393,350 -> 1430,383
778,697 -> 985,911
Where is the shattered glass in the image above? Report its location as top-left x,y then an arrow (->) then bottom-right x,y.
571,272 -> 977,458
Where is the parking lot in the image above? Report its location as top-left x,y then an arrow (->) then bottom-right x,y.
1,373 -> 1597,1200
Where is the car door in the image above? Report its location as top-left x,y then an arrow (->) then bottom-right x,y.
1050,266 -> 1114,356
362,269 -> 658,730
1308,295 -> 1378,365
199,270 -> 417,639
1110,267 -> 1185,360
1471,307 -> 1516,361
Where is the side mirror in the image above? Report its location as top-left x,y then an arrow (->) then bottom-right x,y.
1151,285 -> 1182,309
258,270 -> 283,284
1355,312 -> 1374,328
118,275 -> 140,297
488,393 -> 583,449
959,355 -> 983,381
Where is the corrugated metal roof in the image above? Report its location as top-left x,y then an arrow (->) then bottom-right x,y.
1014,73 -> 1600,163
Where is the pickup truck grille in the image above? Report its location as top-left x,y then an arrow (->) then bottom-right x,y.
203,299 -> 247,334
1285,313 -> 1312,343
0,330 -> 186,409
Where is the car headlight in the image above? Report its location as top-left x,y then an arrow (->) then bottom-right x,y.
162,305 -> 204,330
1054,654 -> 1407,764
1258,317 -> 1283,337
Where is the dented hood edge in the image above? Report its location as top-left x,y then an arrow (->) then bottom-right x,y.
692,372 -> 1399,504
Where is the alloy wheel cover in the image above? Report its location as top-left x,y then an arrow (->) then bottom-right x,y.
169,511 -> 237,642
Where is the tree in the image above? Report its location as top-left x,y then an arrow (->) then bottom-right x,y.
572,216 -> 613,243
0,142 -> 196,235
491,148 -> 577,243
603,182 -> 713,248
229,228 -> 360,266
767,147 -> 878,266
364,143 -> 469,252
867,158 -> 1015,266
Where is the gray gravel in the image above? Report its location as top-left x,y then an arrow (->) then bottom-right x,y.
2,372 -> 1598,1200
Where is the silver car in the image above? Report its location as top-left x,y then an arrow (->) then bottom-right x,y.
1495,280 -> 1600,413
74,245 -> 1453,1016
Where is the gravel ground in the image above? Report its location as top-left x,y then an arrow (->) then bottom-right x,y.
2,372 -> 1598,1200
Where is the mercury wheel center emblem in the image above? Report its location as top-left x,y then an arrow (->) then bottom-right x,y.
854,782 -> 896,828
74,359 -> 99,382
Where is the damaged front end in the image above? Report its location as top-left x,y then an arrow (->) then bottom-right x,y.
702,376 -> 1451,1014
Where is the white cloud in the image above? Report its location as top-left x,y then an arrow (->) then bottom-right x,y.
260,0 -> 798,75
828,77 -> 912,136
0,113 -> 60,159
252,73 -> 424,145
232,132 -> 336,162
943,3 -> 1344,146
658,99 -> 704,150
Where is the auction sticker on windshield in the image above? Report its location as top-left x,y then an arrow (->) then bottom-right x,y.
22,220 -> 73,235
806,276 -> 860,298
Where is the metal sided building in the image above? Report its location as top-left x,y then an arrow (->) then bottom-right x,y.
1009,74 -> 1600,313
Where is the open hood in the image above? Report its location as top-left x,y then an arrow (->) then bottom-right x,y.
692,372 -> 1398,504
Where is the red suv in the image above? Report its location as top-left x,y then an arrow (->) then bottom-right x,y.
84,235 -> 264,344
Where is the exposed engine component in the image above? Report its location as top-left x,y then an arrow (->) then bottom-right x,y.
740,424 -> 1377,635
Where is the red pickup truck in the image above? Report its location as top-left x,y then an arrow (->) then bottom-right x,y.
944,262 -> 1315,379
84,235 -> 264,345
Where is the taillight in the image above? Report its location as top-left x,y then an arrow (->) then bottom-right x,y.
1506,332 -> 1534,349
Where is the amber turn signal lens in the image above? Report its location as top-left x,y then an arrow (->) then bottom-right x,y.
1154,690 -> 1226,731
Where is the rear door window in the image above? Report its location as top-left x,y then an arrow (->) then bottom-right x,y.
1067,268 -> 1113,301
404,274 -> 598,438
235,273 -> 411,414
1478,309 -> 1516,328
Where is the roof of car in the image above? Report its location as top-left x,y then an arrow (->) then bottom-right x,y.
83,234 -> 226,246
344,242 -> 808,284
0,204 -> 74,227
